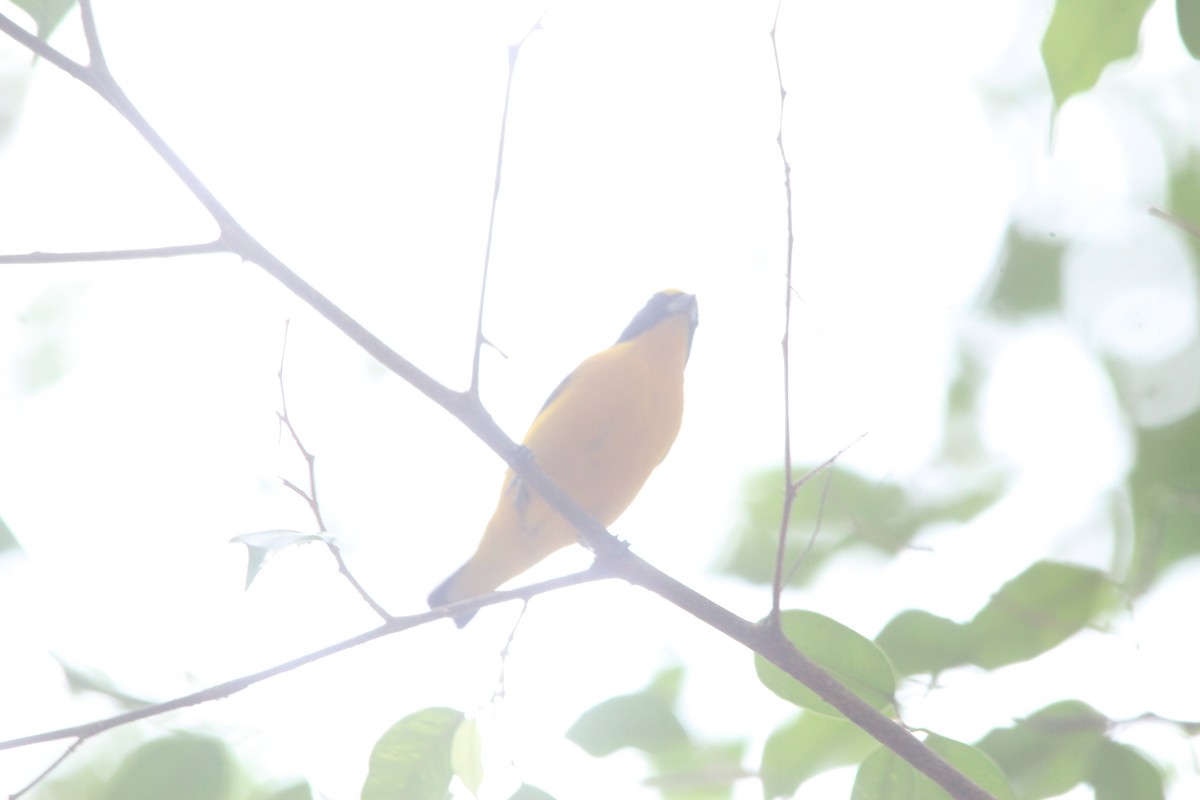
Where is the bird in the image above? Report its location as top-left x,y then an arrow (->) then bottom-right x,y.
428,289 -> 699,626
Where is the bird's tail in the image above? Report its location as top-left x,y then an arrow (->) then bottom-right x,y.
427,560 -> 485,627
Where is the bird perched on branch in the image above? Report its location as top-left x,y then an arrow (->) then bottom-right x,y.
428,289 -> 699,626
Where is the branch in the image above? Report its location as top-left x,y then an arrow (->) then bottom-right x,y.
1149,206 -> 1200,240
769,0 -> 799,624
608,550 -> 997,800
0,568 -> 610,754
471,18 -> 545,394
274,321 -> 390,621
0,241 -> 226,264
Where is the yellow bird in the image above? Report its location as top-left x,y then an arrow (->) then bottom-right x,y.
428,289 -> 699,626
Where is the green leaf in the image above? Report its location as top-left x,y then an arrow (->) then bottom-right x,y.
55,655 -> 154,708
1166,151 -> 1200,264
718,468 -> 917,586
977,701 -> 1108,800
754,611 -> 895,717
851,735 -> 1014,800
103,735 -> 233,800
1127,407 -> 1200,593
1179,0 -> 1200,59
15,285 -> 77,394
451,716 -> 484,796
965,561 -> 1117,669
1089,741 -> 1164,800
508,785 -> 556,800
875,610 -> 970,678
718,465 -> 1005,587
1040,0 -> 1154,111
985,225 -> 1065,318
10,0 -> 76,39
643,741 -> 746,800
256,782 -> 313,800
230,530 -> 330,589
0,516 -> 20,554
761,713 -> 876,798
567,667 -> 690,757
362,707 -> 464,800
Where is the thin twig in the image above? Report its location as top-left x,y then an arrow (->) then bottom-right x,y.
0,568 -> 612,755
470,14 -> 548,395
0,12 -> 88,80
77,0 -> 106,73
0,241 -> 226,264
9,738 -> 83,800
1149,206 -> 1200,240
781,433 -> 867,585
492,602 -> 530,702
275,321 -> 390,621
768,0 -> 799,626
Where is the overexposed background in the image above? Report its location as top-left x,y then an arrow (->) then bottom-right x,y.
1,0 -> 1198,798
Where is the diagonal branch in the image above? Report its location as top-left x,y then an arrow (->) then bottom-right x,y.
0,568 -> 612,754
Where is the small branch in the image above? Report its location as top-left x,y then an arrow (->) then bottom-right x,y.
0,12 -> 89,81
769,0 -> 799,626
0,568 -> 610,755
492,602 -> 530,703
470,15 -> 546,395
0,241 -> 226,265
276,321 -> 326,532
9,738 -> 83,800
77,0 -> 107,74
778,434 -> 869,594
784,463 -> 835,586
1149,206 -> 1200,240
275,321 -> 390,621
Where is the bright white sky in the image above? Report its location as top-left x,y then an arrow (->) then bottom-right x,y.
1,1 -> 1198,798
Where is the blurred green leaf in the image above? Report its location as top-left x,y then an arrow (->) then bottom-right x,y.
1090,741 -> 1164,800
643,741 -> 746,800
54,655 -> 154,708
0,516 -> 20,554
1127,407 -> 1200,593
15,285 -> 77,394
567,667 -> 690,758
103,735 -> 233,800
761,712 -> 876,798
1165,151 -> 1200,264
977,701 -> 1108,800
568,668 -> 742,799
1041,0 -> 1154,111
985,225 -> 1065,318
451,716 -> 484,796
875,610 -> 971,678
755,611 -> 895,717
1179,0 -> 1200,59
718,462 -> 1005,587
852,734 -> 1014,800
362,707 -> 463,800
256,782 -> 313,800
966,561 -> 1117,669
10,0 -> 76,39
508,785 -> 556,800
